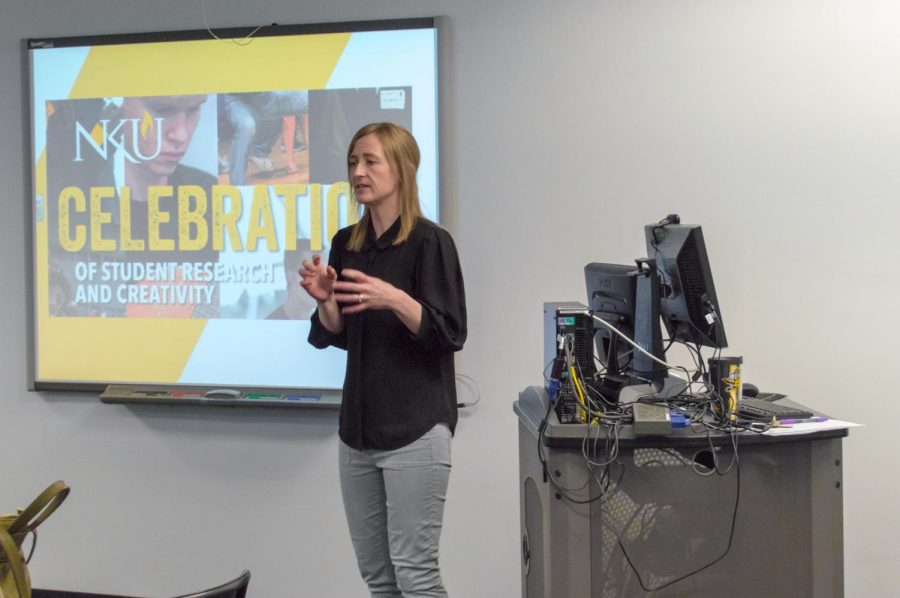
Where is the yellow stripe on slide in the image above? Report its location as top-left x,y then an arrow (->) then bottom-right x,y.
39,318 -> 207,383
69,33 -> 351,98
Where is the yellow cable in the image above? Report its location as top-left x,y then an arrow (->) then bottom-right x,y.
569,365 -> 588,422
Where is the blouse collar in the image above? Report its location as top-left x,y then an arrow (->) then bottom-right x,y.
363,216 -> 402,251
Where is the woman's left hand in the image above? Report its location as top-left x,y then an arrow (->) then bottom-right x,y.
333,269 -> 398,314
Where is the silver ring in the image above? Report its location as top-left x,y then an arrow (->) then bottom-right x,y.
358,293 -> 363,304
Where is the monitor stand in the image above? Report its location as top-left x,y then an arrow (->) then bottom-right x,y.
630,258 -> 667,388
618,375 -> 689,404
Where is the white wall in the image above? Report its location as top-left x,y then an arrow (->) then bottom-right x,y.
2,0 -> 898,595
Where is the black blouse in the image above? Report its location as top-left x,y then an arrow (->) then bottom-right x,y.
308,217 -> 467,450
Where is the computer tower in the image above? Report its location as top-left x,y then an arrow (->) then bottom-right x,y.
543,302 -> 595,424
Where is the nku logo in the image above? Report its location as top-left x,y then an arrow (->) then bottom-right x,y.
73,110 -> 162,163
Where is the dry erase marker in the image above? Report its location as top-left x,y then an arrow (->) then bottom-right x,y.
284,394 -> 321,401
244,393 -> 282,401
778,416 -> 829,425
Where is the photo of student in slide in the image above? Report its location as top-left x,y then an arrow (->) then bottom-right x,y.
218,91 -> 310,186
45,94 -> 220,318
260,239 -> 325,320
308,87 -> 412,186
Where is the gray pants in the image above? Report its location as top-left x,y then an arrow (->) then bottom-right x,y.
338,424 -> 452,598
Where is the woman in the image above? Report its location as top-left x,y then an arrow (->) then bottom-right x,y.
301,123 -> 466,597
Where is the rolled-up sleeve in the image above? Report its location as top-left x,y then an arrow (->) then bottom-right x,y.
409,227 -> 467,355
308,310 -> 347,349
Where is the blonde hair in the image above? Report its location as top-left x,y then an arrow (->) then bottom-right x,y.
346,123 -> 424,251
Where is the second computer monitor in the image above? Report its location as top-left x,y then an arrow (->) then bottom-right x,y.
584,262 -> 638,376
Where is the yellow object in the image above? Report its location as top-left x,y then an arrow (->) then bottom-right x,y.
569,365 -> 589,423
0,481 -> 70,598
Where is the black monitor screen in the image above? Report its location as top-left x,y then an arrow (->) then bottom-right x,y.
644,222 -> 727,349
584,262 -> 638,375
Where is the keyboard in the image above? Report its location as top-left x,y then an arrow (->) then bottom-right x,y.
738,397 -> 814,421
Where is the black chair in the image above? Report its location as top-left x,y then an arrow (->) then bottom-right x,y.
171,570 -> 250,598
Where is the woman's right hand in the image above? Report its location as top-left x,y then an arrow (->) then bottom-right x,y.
299,254 -> 337,303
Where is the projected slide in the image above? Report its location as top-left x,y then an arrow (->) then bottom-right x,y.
29,20 -> 438,390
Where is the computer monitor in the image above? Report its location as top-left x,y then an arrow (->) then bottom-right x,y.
583,216 -> 727,398
584,263 -> 638,376
644,220 -> 727,349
